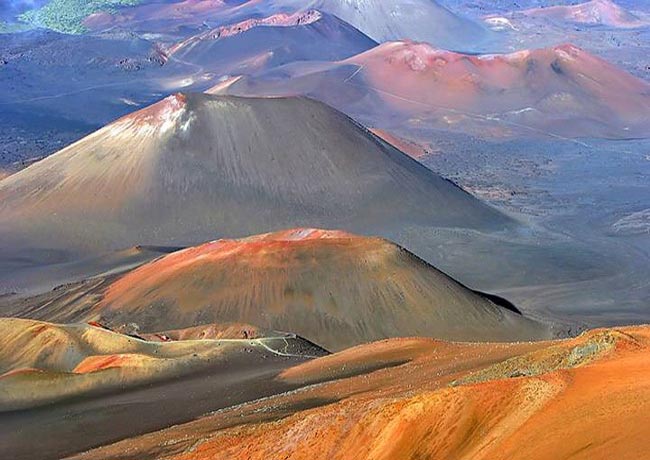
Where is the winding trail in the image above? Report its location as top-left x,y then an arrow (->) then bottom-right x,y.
254,336 -> 324,359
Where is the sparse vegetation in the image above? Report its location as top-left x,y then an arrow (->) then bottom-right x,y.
18,0 -> 142,34
0,21 -> 33,34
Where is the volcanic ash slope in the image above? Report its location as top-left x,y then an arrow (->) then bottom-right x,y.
268,0 -> 493,51
71,228 -> 552,350
0,93 -> 511,253
73,326 -> 650,460
0,317 -> 323,412
220,41 -> 650,138
523,0 -> 648,28
166,10 -> 377,74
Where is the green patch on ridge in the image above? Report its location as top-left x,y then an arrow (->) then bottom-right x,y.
18,0 -> 142,34
0,20 -> 34,34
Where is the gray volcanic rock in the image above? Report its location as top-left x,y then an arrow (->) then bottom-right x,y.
167,10 -> 377,75
267,0 -> 494,51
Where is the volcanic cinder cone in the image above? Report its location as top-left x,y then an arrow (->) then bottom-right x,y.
523,0 -> 647,28
219,41 -> 650,138
0,93 -> 510,255
88,228 -> 550,350
166,10 -> 377,75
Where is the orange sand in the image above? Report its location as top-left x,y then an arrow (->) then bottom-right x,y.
76,326 -> 650,460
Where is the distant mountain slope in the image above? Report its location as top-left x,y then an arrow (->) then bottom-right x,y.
166,10 -> 377,75
16,0 -> 146,34
523,0 -> 647,28
267,0 -> 494,51
0,93 -> 510,254
218,41 -> 650,138
83,0 -> 237,34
